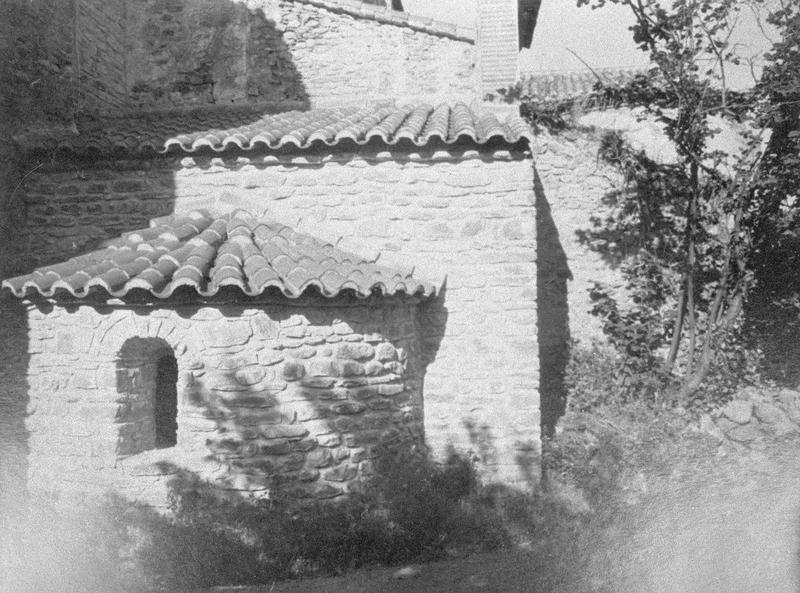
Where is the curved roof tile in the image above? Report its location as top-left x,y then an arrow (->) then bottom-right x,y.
16,103 -> 532,157
2,210 -> 436,301
517,68 -> 645,102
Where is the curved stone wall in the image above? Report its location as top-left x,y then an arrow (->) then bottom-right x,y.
23,296 -> 425,506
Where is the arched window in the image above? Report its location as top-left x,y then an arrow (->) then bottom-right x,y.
116,338 -> 178,455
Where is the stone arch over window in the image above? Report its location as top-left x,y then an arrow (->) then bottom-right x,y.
116,337 -> 178,456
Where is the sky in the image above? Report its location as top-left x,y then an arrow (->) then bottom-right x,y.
402,0 -> 779,88
401,0 -> 476,27
403,0 -> 650,70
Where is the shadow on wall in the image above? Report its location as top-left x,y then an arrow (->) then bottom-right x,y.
573,135 -> 687,271
0,0 -> 101,267
104,296 -> 447,505
125,0 -> 309,109
10,0 -> 315,266
418,281 -> 448,370
745,254 -> 800,389
19,0 -> 318,272
0,0 -> 76,124
0,295 -> 30,515
463,419 -> 540,490
534,168 -> 571,439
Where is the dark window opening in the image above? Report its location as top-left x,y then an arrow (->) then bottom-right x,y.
155,354 -> 178,448
116,337 -> 179,456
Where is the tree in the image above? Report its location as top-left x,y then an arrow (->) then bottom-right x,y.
573,0 -> 800,403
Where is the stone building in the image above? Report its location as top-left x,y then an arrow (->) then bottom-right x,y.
3,210 -> 436,504
1,0 -> 530,274
3,103 -> 541,504
1,0 -> 634,507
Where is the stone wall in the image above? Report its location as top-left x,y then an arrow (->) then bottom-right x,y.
0,0 -> 77,279
0,0 -> 476,134
531,129 -> 626,346
19,147 -> 540,486
124,0 -> 476,109
21,159 -> 177,271
76,0 -> 128,115
0,1 -> 82,513
699,387 -> 800,449
0,1 -> 76,126
23,296 -> 424,506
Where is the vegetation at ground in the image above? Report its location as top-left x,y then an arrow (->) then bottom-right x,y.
534,0 -> 800,411
6,388 -> 799,593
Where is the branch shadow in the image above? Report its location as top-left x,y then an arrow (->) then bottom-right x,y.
573,134 -> 687,271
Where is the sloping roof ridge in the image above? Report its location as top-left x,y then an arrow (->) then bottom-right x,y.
293,0 -> 476,42
520,67 -> 646,78
15,101 -> 533,157
1,209 -> 438,301
516,67 -> 647,102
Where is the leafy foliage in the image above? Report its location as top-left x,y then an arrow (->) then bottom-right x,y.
563,0 -> 800,405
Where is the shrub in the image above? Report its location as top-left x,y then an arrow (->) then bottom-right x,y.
104,446 -> 514,590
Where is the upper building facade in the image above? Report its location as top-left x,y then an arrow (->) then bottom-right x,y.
3,0 -> 541,125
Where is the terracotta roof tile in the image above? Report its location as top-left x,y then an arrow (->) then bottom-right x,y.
2,210 -> 436,300
16,103 -> 532,157
518,69 -> 644,102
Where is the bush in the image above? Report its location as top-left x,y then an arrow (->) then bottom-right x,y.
99,446 -> 515,590
565,342 -> 674,411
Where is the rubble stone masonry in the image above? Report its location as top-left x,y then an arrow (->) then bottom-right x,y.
15,131 -> 630,490
124,0 -> 477,109
24,297 -> 425,506
76,0 -> 128,115
532,129 -> 626,345
20,147 -> 541,488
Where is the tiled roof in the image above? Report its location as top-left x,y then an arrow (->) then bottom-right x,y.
16,103 -> 532,157
518,69 -> 644,102
2,210 -> 436,300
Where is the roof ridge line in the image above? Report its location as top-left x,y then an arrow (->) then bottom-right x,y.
2,209 -> 437,301
15,103 -> 533,158
292,0 -> 476,42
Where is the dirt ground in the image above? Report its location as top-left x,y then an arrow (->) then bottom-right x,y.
210,549 -> 544,593
208,433 -> 800,593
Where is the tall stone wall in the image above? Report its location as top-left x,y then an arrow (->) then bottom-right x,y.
1,0 -> 476,142
0,0 -> 82,512
24,297 -> 424,506
0,0 -> 77,279
76,0 -> 128,115
18,148 -> 540,486
124,0 -> 476,109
